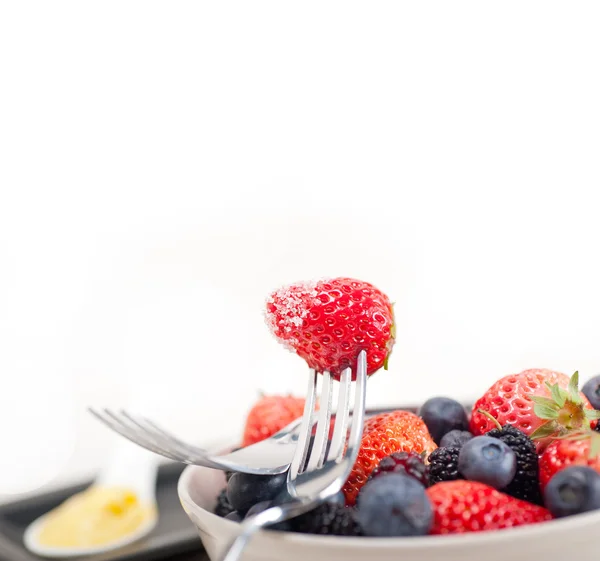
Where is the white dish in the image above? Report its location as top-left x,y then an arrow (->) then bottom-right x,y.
24,439 -> 159,558
178,449 -> 600,561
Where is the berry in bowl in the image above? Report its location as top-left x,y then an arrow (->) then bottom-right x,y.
179,394 -> 600,561
178,278 -> 600,560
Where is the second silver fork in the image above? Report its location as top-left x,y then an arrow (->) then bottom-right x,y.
89,408 -> 303,475
219,350 -> 367,561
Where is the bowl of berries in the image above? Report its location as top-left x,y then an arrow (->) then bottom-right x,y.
178,278 -> 600,561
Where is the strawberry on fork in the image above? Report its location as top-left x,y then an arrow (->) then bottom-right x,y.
265,277 -> 395,379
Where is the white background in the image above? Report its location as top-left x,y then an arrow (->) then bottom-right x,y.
1,1 -> 600,499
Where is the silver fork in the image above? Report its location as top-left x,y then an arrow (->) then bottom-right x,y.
89,408 -> 304,475
219,350 -> 367,561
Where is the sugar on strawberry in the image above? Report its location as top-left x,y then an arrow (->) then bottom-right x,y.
265,277 -> 395,378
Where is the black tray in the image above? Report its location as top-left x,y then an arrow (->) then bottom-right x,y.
0,462 -> 203,561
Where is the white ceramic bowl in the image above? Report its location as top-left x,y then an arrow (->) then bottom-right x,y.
178,453 -> 600,561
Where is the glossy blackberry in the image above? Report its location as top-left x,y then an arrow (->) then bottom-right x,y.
369,452 -> 429,487
214,488 -> 235,517
486,425 -> 542,504
427,447 -> 462,485
289,503 -> 362,536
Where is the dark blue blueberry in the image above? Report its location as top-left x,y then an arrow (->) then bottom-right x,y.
582,375 -> 600,410
227,471 -> 288,514
544,466 -> 600,518
458,436 -> 517,489
243,500 -> 292,531
225,511 -> 242,522
357,473 -> 432,537
417,397 -> 469,444
326,490 -> 346,507
440,429 -> 473,449
244,500 -> 274,518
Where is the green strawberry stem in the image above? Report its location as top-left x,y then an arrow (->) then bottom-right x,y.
477,409 -> 503,431
528,371 -> 600,442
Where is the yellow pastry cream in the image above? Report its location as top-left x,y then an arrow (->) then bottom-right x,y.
37,486 -> 157,548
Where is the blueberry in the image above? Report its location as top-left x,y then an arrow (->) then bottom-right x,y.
244,500 -> 274,518
544,466 -> 600,518
418,397 -> 469,444
225,447 -> 242,482
440,430 -> 473,449
582,375 -> 600,410
357,473 -> 433,537
326,490 -> 346,506
225,511 -> 242,522
227,472 -> 288,514
458,436 -> 517,489
243,499 -> 292,531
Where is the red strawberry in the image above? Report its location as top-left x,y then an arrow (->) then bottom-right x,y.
241,394 -> 305,447
265,277 -> 395,378
427,481 -> 552,534
539,433 -> 600,490
343,410 -> 436,506
470,369 -> 598,452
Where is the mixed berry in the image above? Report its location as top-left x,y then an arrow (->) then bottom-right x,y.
213,277 -> 600,537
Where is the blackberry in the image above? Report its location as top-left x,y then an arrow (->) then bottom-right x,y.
427,447 -> 462,485
486,424 -> 542,504
214,488 -> 235,517
369,452 -> 428,487
289,503 -> 362,536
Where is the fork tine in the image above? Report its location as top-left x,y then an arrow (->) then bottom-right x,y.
347,350 -> 367,455
327,366 -> 352,462
137,417 -> 207,453
114,410 -> 206,463
89,408 -> 183,461
290,369 -> 318,479
118,411 -> 202,459
101,409 -> 186,462
306,371 -> 333,472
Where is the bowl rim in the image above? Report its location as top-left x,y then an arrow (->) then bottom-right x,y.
178,457 -> 600,551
